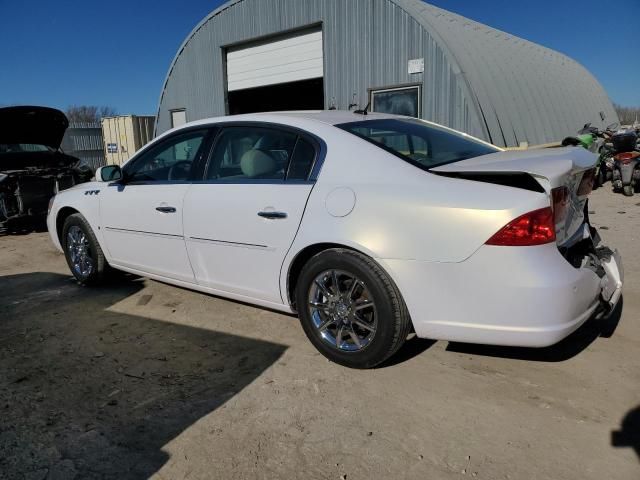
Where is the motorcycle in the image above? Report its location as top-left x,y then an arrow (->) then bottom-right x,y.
610,128 -> 640,196
562,122 -> 618,188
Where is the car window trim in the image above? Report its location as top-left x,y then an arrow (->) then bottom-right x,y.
199,121 -> 326,184
285,135 -> 303,181
285,135 -> 320,182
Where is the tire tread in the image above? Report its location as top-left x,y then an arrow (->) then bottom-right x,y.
336,249 -> 412,365
297,247 -> 412,368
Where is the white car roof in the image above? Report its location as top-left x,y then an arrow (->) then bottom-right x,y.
172,110 -> 401,131
250,110 -> 402,125
159,110 -> 497,151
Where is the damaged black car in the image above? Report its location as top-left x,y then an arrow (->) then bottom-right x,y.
0,106 -> 94,229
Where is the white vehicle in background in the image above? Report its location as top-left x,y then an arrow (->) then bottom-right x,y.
47,111 -> 623,368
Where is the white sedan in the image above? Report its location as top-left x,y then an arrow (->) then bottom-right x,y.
47,111 -> 623,368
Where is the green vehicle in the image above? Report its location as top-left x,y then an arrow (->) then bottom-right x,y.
562,122 -> 618,188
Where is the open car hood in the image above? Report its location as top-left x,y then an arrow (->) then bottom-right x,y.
0,106 -> 69,150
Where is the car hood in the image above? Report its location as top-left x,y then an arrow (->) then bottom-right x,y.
0,106 -> 69,149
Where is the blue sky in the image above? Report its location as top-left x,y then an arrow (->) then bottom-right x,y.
0,0 -> 638,115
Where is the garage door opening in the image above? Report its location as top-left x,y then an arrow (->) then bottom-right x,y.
228,77 -> 324,115
225,27 -> 324,115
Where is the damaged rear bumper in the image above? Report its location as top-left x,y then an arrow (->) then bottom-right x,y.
379,225 -> 623,348
598,247 -> 623,309
560,223 -> 623,312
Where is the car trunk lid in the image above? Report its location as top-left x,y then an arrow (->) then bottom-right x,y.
432,147 -> 597,246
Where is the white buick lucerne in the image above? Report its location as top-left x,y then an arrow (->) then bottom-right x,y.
47,111 -> 623,368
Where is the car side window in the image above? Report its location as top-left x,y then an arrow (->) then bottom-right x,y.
206,127 -> 298,181
124,130 -> 207,183
287,137 -> 317,180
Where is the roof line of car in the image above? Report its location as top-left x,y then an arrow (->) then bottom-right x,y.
158,111 -> 501,154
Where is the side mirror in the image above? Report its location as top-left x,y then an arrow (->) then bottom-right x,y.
95,165 -> 122,182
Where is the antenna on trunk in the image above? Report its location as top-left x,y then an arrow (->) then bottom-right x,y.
354,102 -> 370,115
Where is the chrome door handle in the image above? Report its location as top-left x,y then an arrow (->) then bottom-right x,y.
258,211 -> 287,219
156,206 -> 177,213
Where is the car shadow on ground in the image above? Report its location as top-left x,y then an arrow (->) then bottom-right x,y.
379,336 -> 437,368
612,405 -> 640,461
0,272 -> 286,479
445,298 -> 623,362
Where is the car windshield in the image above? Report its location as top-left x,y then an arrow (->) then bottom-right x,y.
337,118 -> 499,169
0,144 -> 54,154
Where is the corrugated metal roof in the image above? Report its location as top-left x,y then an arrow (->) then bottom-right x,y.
156,0 -> 482,140
392,0 -> 618,145
156,0 -> 618,147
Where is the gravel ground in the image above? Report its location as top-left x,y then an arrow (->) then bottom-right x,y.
0,186 -> 638,480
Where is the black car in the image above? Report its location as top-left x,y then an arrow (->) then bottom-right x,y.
0,106 -> 94,229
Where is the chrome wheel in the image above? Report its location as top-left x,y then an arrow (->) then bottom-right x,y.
308,269 -> 377,352
67,225 -> 93,278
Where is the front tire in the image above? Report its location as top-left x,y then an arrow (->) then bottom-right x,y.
62,213 -> 109,285
623,185 -> 633,197
295,249 -> 411,369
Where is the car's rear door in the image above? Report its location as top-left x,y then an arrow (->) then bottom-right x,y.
99,128 -> 212,282
183,123 -> 322,304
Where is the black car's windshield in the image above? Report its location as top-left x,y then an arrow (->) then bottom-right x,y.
337,118 -> 499,169
0,144 -> 54,154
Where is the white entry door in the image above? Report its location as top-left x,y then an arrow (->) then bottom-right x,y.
183,125 -> 320,304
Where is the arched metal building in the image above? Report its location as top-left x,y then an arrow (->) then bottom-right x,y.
156,0 -> 617,147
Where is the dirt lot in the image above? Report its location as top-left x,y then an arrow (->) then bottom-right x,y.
1,187 -> 638,480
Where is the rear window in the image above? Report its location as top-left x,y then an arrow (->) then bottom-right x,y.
337,118 -> 499,169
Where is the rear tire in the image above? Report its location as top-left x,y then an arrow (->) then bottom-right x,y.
62,213 -> 109,285
623,185 -> 633,197
295,249 -> 411,369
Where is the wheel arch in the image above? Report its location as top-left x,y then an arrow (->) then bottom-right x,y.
56,206 -> 80,244
285,241 -> 401,312
286,243 -> 367,310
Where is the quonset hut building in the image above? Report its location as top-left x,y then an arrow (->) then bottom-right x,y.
156,0 -> 617,147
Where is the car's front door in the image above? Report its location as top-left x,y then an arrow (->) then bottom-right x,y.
183,124 -> 321,304
99,128 -> 211,282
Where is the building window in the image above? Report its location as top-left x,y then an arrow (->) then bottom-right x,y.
369,85 -> 421,118
170,109 -> 187,128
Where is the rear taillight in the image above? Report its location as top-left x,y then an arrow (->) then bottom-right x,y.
614,152 -> 640,164
551,186 -> 569,225
486,207 -> 556,246
577,169 -> 595,196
